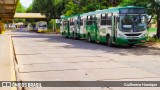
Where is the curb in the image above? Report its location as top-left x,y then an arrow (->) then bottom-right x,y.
10,35 -> 22,90
10,35 -> 17,90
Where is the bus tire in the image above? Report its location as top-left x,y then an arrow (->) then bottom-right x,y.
129,44 -> 134,47
64,31 -> 68,38
106,35 -> 112,47
87,34 -> 92,43
73,32 -> 76,40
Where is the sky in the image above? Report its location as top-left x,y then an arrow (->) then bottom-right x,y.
20,0 -> 33,8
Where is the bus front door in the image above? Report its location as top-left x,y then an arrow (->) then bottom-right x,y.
111,16 -> 117,42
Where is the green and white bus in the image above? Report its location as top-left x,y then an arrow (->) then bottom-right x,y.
60,6 -> 147,46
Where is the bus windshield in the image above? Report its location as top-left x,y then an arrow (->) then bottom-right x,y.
120,15 -> 147,32
39,23 -> 47,27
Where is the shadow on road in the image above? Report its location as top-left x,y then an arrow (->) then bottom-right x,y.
11,30 -> 160,56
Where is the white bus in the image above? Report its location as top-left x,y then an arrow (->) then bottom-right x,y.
36,21 -> 48,33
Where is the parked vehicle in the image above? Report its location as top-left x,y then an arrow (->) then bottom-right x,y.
60,6 -> 147,46
36,21 -> 48,33
28,23 -> 36,31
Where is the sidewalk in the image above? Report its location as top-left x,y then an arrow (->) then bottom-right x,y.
0,32 -> 16,90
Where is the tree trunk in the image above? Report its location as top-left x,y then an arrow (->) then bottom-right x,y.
148,15 -> 153,25
156,15 -> 160,38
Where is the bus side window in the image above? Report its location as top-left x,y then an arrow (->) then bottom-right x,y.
80,17 -> 83,26
106,13 -> 112,25
93,15 -> 97,25
101,14 -> 107,25
87,16 -> 93,25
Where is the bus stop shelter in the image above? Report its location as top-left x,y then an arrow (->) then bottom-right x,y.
0,0 -> 18,21
14,13 -> 46,19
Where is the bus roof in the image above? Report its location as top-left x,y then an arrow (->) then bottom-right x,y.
61,6 -> 145,18
61,14 -> 80,19
85,6 -> 145,15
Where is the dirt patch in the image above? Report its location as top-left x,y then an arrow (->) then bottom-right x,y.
144,42 -> 160,48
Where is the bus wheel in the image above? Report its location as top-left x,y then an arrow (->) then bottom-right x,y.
64,32 -> 68,38
129,44 -> 134,47
106,35 -> 112,46
73,32 -> 76,40
87,34 -> 92,43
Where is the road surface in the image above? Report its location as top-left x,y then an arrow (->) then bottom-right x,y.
11,29 -> 160,90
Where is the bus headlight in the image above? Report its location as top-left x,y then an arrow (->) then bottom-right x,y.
117,34 -> 125,38
140,34 -> 146,38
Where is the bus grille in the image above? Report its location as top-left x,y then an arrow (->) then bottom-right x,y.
125,33 -> 141,36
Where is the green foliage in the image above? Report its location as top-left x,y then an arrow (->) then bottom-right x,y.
16,1 -> 26,13
13,19 -> 26,23
147,0 -> 160,15
14,1 -> 26,23
64,0 -> 109,16
26,4 -> 33,13
31,0 -> 65,22
53,0 -> 66,18
65,1 -> 79,16
147,36 -> 160,42
29,0 -> 123,20
48,19 -> 54,29
148,28 -> 157,33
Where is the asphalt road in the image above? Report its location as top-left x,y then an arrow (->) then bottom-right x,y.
11,29 -> 160,90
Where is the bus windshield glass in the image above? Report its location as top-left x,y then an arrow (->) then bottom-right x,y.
120,15 -> 147,32
119,8 -> 145,14
39,23 -> 47,28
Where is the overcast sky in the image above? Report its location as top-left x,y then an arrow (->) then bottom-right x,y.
20,0 -> 33,8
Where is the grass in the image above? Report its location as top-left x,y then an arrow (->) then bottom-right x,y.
47,29 -> 53,33
148,28 -> 157,33
147,28 -> 159,42
147,36 -> 160,42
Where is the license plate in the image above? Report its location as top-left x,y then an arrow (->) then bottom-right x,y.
141,40 -> 145,42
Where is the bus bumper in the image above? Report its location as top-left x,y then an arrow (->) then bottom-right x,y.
115,37 -> 146,45
37,30 -> 47,33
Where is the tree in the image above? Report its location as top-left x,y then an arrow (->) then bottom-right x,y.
32,0 -> 52,22
32,0 -> 62,22
16,1 -> 26,13
31,0 -> 65,23
106,0 -> 122,7
53,0 -> 66,18
64,0 -> 109,16
121,0 -> 160,37
14,1 -> 26,23
148,0 -> 160,38
64,1 -> 79,16
26,4 -> 33,13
